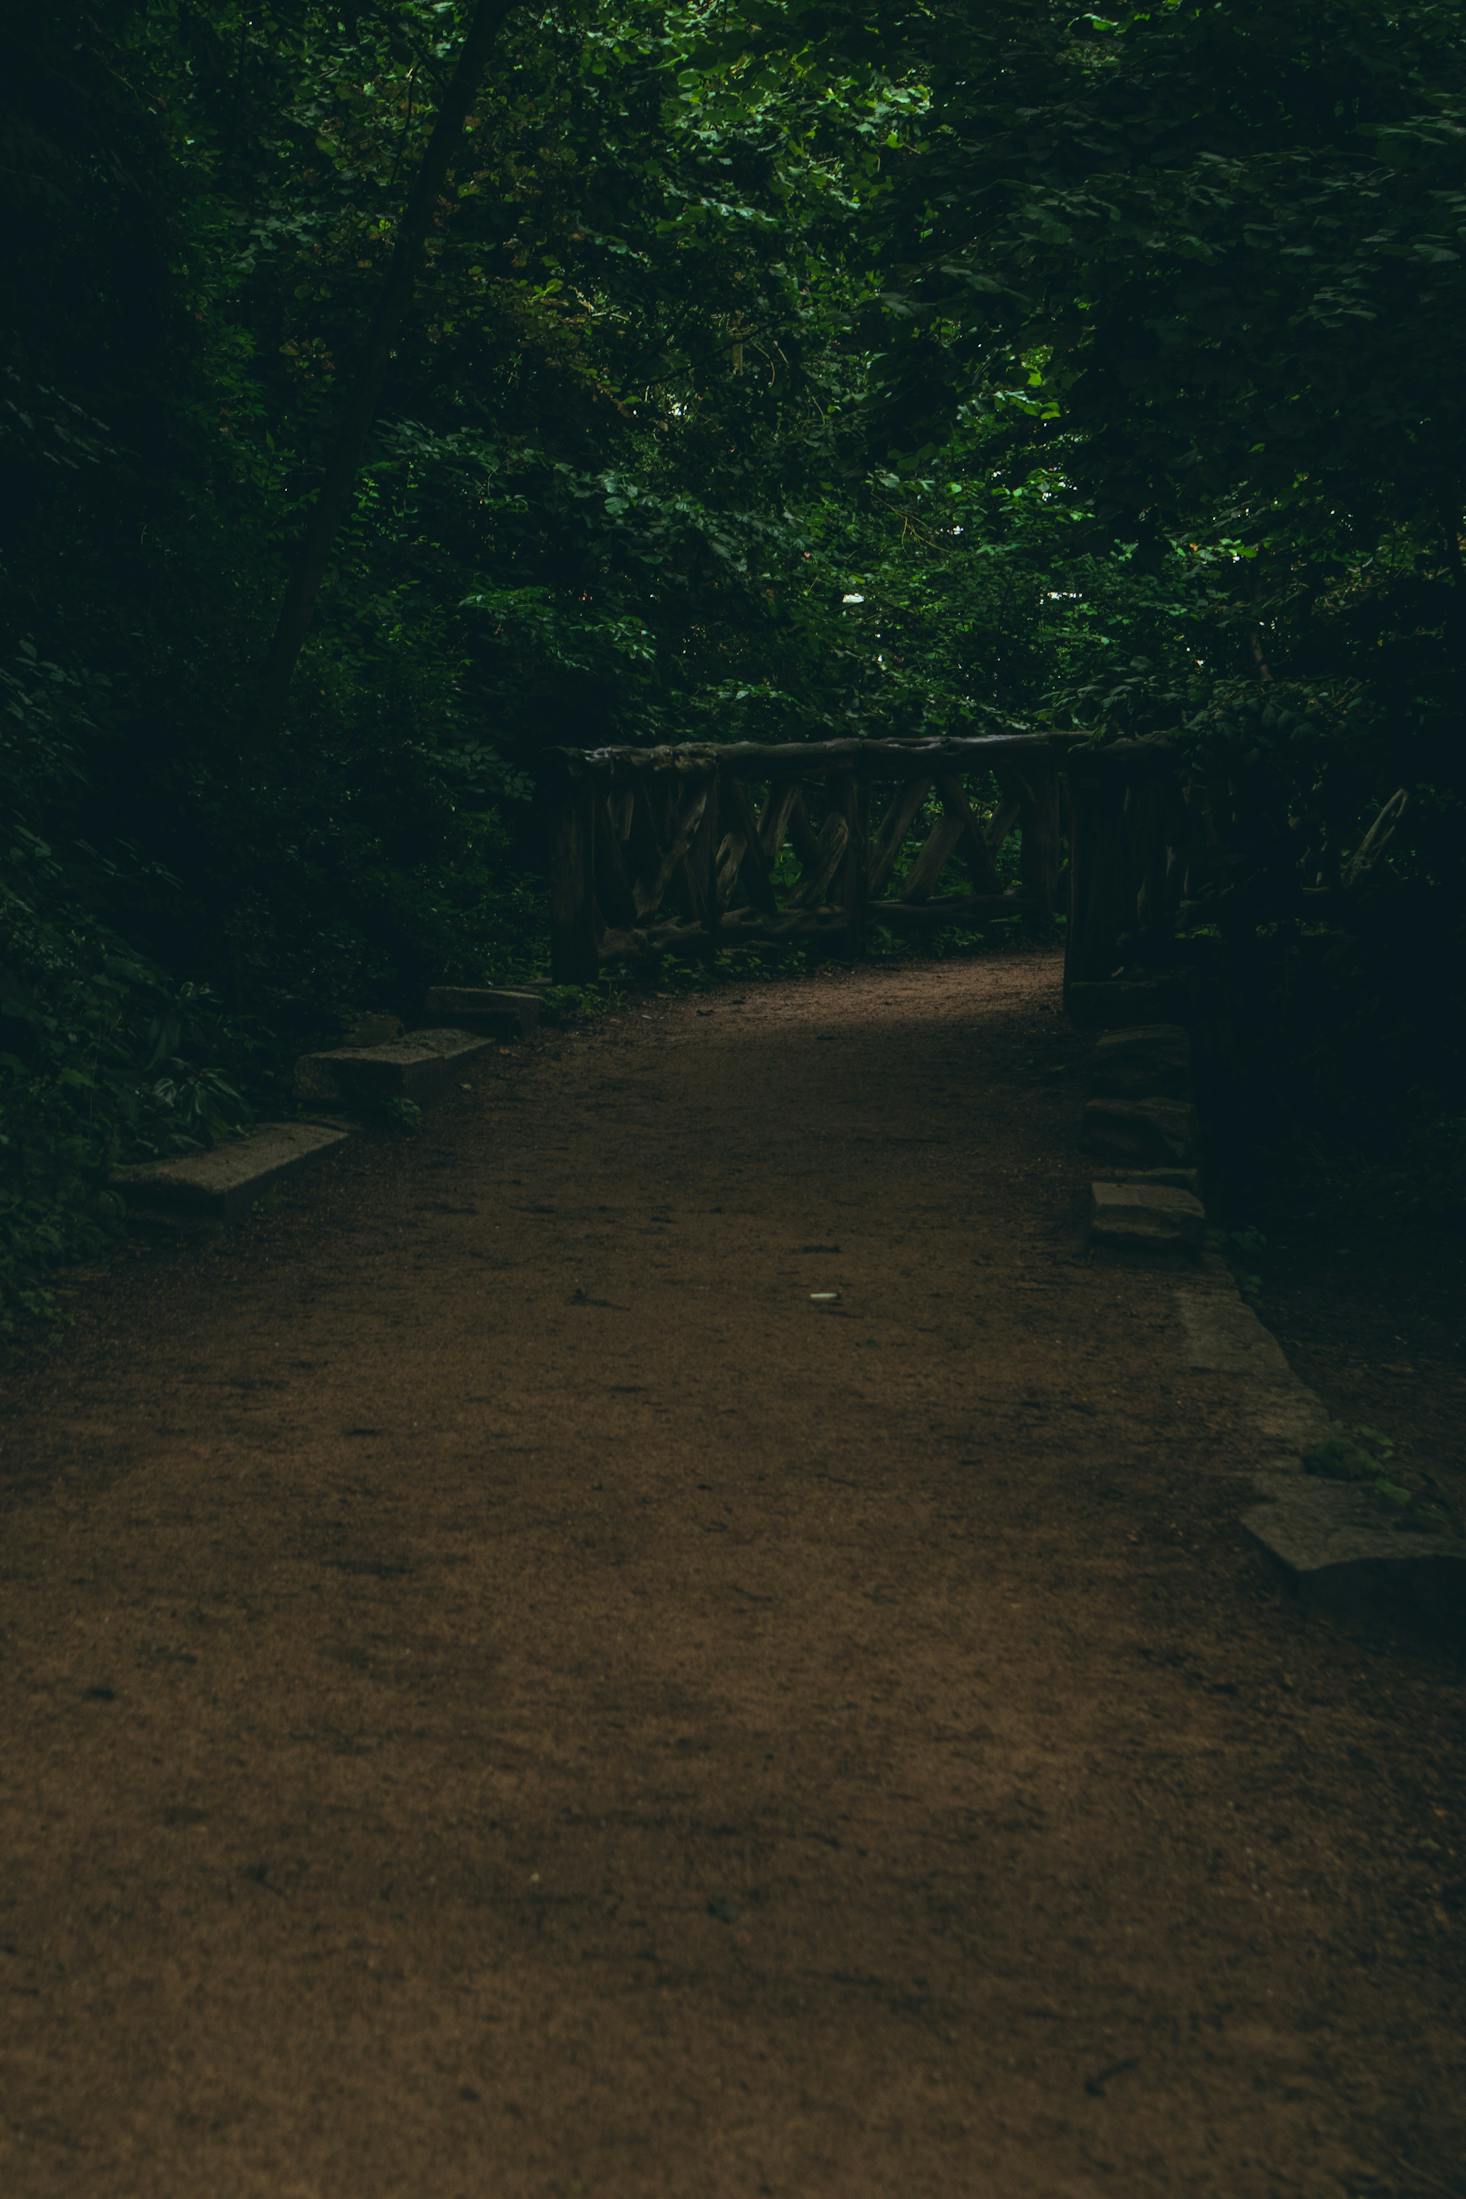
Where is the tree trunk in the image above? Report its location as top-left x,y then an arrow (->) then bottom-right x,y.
247,0 -> 517,745
549,769 -> 601,985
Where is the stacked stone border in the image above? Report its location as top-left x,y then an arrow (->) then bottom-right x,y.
1071,976 -> 1466,1639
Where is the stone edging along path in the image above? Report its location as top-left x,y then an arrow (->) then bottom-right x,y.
1072,976 -> 1466,1637
112,964 -> 1466,1637
110,987 -> 544,1226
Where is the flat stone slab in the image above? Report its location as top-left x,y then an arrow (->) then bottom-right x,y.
1089,1180 -> 1204,1255
1242,1480 -> 1466,1638
422,986 -> 541,1036
1176,1287 -> 1294,1380
1090,1023 -> 1193,1101
1173,1279 -> 1466,1633
1067,979 -> 1186,1029
113,1121 -> 350,1223
1174,1285 -> 1332,1450
294,1027 -> 495,1108
1081,1096 -> 1199,1167
1090,1164 -> 1200,1192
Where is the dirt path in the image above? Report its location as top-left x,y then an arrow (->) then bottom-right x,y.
1,950 -> 1462,2199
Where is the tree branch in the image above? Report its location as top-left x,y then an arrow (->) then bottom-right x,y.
246,0 -> 521,748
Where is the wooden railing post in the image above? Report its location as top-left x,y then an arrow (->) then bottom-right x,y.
549,761 -> 600,984
1064,737 -> 1189,1001
840,768 -> 868,958
1064,752 -> 1132,998
691,774 -> 722,963
1019,760 -> 1063,915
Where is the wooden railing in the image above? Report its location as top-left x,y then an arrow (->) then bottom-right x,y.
1063,736 -> 1194,995
1062,732 -> 1341,1001
546,734 -> 1081,982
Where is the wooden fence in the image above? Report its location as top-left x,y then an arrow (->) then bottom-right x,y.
546,734 -> 1082,982
1061,732 -> 1347,999
1063,736 -> 1195,994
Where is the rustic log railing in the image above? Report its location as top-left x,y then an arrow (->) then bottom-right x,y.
1062,732 -> 1330,1001
1063,736 -> 1195,997
547,734 -> 1082,982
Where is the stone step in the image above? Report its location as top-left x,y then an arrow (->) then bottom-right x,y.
113,1121 -> 351,1224
1088,1179 -> 1205,1256
422,985 -> 541,1037
1080,1095 -> 1199,1168
1090,1164 -> 1201,1193
1067,978 -> 1188,1029
294,1027 -> 495,1109
1090,1022 -> 1193,1101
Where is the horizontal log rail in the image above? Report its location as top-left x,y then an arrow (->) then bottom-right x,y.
548,734 -> 1082,982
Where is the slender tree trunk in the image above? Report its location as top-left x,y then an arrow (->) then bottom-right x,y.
247,0 -> 517,746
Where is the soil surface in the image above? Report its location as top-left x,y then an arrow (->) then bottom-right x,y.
1,948 -> 1463,2199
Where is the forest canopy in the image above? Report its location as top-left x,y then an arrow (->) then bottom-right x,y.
3,0 -> 1465,1325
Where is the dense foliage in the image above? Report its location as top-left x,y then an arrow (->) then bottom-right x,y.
3,0 -> 1464,1325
